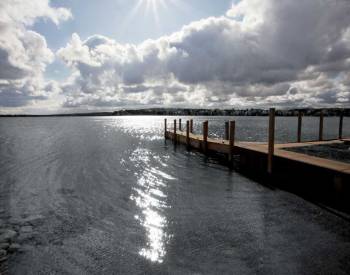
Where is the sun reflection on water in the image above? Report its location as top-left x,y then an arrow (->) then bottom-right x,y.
116,116 -> 164,141
130,148 -> 175,263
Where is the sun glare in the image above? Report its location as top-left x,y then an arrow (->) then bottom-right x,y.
117,0 -> 189,39
143,0 -> 165,24
128,0 -> 187,25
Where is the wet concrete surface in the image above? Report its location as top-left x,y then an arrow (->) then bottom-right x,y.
0,117 -> 349,274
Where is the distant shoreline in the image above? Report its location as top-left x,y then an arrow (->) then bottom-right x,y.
0,108 -> 349,117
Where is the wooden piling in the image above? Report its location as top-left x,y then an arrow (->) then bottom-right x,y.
179,119 -> 182,131
190,119 -> 194,133
203,121 -> 209,153
319,110 -> 324,141
297,111 -> 302,143
339,112 -> 344,140
229,121 -> 235,162
267,108 -> 275,174
225,121 -> 229,140
174,119 -> 177,143
164,119 -> 167,139
186,120 -> 190,147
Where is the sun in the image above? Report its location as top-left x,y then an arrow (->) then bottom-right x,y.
119,0 -> 188,36
130,0 -> 186,24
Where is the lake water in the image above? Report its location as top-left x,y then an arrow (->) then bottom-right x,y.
0,116 -> 349,274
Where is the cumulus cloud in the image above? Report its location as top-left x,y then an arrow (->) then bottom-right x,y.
0,0 -> 71,107
56,0 -> 350,109
2,0 -> 350,111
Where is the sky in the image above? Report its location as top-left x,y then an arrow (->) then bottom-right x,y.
0,0 -> 350,114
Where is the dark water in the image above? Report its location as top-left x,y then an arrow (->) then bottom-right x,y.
0,116 -> 349,274
189,116 -> 350,142
286,143 -> 350,164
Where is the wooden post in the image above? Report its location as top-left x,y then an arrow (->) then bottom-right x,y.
297,111 -> 302,143
267,108 -> 275,174
319,110 -> 324,141
190,119 -> 193,133
179,119 -> 182,131
174,119 -> 177,143
164,119 -> 167,139
339,112 -> 344,140
186,120 -> 190,147
229,121 -> 235,162
225,121 -> 229,140
203,121 -> 208,153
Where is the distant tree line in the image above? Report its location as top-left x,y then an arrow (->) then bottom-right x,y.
1,108 -> 349,117
112,108 -> 350,117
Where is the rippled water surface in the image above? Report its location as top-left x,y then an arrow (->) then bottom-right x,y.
0,116 -> 349,274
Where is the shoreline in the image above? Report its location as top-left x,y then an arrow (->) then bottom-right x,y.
0,108 -> 349,117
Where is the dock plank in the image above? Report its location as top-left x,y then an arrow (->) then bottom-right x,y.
166,130 -> 350,175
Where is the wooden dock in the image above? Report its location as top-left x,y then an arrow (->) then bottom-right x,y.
166,131 -> 350,175
164,109 -> 350,212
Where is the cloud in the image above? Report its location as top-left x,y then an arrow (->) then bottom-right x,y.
56,0 -> 350,110
0,0 -> 71,107
2,0 -> 350,111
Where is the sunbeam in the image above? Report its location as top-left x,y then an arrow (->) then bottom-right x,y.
128,0 -> 188,26
117,0 -> 188,38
